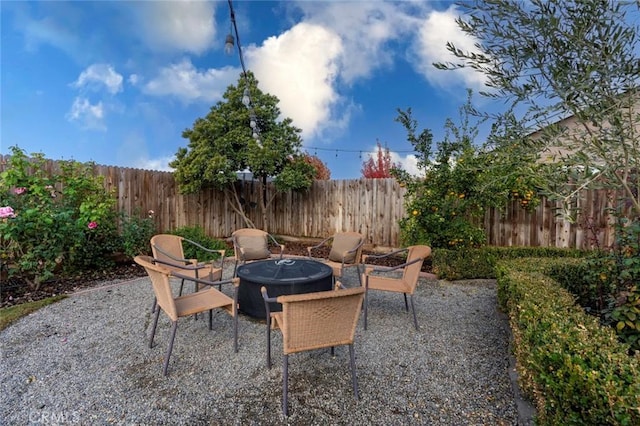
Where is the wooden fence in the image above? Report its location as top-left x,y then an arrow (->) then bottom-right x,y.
0,156 -> 626,249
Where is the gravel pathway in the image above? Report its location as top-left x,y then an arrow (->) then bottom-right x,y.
1,264 -> 528,425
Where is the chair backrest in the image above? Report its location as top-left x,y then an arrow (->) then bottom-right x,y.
134,255 -> 178,321
402,245 -> 432,292
232,228 -> 271,261
277,287 -> 365,355
150,234 -> 186,265
328,232 -> 363,264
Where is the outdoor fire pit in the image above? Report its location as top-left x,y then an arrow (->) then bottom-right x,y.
236,258 -> 333,318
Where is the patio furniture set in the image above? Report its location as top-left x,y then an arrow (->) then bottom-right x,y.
134,229 -> 431,416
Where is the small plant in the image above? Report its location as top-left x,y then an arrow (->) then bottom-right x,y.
119,209 -> 157,258
170,226 -> 228,261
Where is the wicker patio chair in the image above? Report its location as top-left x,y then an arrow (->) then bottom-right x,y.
231,228 -> 284,276
151,234 -> 226,296
134,255 -> 239,376
261,285 -> 365,416
362,245 -> 432,330
307,231 -> 364,285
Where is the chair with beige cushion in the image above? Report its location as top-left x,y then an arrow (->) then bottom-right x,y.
134,255 -> 239,376
261,284 -> 365,416
231,228 -> 284,276
307,231 -> 364,285
362,245 -> 432,330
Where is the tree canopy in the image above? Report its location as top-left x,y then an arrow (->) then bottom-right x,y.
170,72 -> 313,230
361,141 -> 401,178
436,0 -> 640,217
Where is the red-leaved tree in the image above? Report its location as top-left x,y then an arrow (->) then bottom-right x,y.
302,154 -> 331,180
361,141 -> 401,178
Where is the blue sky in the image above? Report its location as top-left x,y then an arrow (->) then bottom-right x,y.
1,0 -> 496,179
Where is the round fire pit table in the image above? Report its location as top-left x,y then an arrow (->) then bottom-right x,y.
236,258 -> 333,319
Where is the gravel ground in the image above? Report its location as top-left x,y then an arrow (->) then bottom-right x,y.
1,263 -> 530,425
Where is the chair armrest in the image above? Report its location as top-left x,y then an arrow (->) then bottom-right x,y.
364,256 -> 424,275
362,247 -> 408,264
307,236 -> 333,257
266,234 -> 285,258
172,273 -> 239,289
151,244 -> 193,265
183,238 -> 226,263
153,258 -> 209,271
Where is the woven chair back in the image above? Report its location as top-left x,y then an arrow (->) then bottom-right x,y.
150,234 -> 186,265
134,255 -> 179,321
278,287 -> 364,355
402,245 -> 432,292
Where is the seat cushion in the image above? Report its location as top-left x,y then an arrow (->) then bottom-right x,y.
328,234 -> 361,263
237,235 -> 270,260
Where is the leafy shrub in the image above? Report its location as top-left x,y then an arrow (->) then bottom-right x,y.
548,215 -> 640,352
169,226 -> 228,261
0,147 -> 116,288
432,246 -> 584,280
119,209 -> 157,258
496,258 -> 640,425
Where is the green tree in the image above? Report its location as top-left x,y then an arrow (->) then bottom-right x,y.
171,72 -> 312,231
393,93 -> 491,249
436,0 -> 640,217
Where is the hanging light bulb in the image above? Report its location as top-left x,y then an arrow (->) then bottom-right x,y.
242,87 -> 250,106
224,34 -> 235,55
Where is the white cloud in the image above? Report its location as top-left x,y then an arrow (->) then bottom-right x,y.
393,153 -> 423,177
128,74 -> 139,86
135,1 -> 216,54
72,64 -> 123,94
413,7 -> 487,90
143,59 -> 238,103
246,22 -> 343,140
66,97 -> 106,131
133,156 -> 175,172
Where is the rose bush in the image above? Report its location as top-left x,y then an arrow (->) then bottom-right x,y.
0,146 -> 117,289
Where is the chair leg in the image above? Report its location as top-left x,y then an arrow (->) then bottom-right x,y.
149,307 -> 161,348
363,288 -> 369,330
410,295 -> 419,330
209,309 -> 213,330
282,354 -> 289,416
163,321 -> 178,376
151,297 -> 157,313
349,344 -> 359,399
178,279 -> 185,296
266,320 -> 272,369
403,293 -> 409,311
330,346 -> 335,356
233,288 -> 239,353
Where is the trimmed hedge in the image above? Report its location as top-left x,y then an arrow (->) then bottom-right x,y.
496,258 -> 640,425
432,246 -> 585,280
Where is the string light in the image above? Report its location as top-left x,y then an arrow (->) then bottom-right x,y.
227,0 -> 262,148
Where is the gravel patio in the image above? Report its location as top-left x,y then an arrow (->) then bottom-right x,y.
0,263 -> 532,425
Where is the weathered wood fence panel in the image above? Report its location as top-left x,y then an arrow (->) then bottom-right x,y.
0,156 -> 628,248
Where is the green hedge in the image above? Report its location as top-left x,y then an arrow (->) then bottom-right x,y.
432,246 -> 584,280
496,258 -> 640,425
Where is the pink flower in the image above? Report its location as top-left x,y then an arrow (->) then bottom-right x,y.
13,187 -> 26,195
88,221 -> 98,229
0,206 -> 15,218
